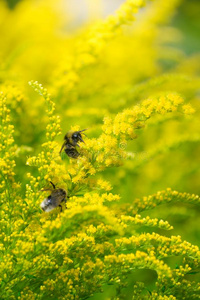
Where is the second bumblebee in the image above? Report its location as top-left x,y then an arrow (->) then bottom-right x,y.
40,182 -> 67,212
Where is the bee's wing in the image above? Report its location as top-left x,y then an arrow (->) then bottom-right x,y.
59,141 -> 66,154
50,193 -> 60,207
51,190 -> 66,206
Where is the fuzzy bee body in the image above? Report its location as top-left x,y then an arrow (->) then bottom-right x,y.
40,182 -> 67,212
64,143 -> 80,158
60,129 -> 86,158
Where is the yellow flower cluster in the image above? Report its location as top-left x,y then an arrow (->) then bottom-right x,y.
0,93 -> 16,182
103,93 -> 191,136
115,232 -> 200,260
0,92 -> 20,217
132,188 -> 200,213
0,84 -> 198,300
85,0 -> 149,56
25,82 -> 68,194
75,93 -> 194,174
10,77 -> 196,298
120,214 -> 173,230
28,81 -> 62,141
53,0 -> 151,95
0,0 -> 200,299
105,251 -> 172,281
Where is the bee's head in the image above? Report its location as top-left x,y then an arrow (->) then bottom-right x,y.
40,195 -> 54,212
72,131 -> 85,143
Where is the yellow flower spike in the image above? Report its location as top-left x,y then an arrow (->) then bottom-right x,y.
131,189 -> 200,213
53,0 -> 152,95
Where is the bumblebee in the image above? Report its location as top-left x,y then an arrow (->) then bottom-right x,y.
40,181 -> 67,212
60,129 -> 86,158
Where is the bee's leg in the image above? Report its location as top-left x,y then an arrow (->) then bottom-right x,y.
50,181 -> 56,189
59,205 -> 62,212
40,188 -> 52,192
59,141 -> 66,154
64,198 -> 68,209
78,136 -> 85,143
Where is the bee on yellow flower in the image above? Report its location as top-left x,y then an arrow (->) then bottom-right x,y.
60,129 -> 87,158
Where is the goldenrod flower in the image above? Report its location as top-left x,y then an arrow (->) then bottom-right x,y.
0,0 -> 200,299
